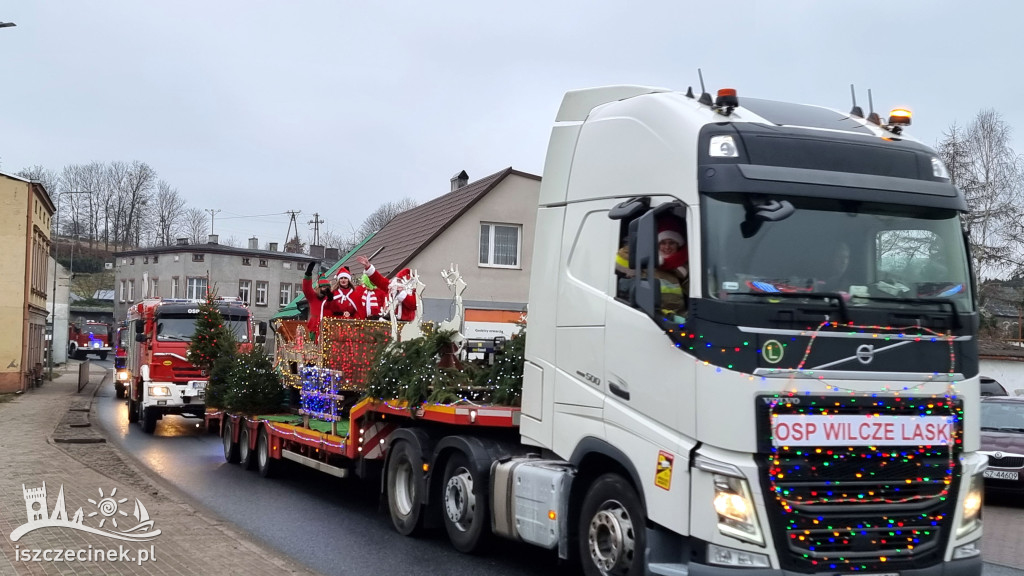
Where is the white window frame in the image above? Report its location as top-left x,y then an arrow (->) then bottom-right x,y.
255,281 -> 269,306
119,280 -> 126,303
150,278 -> 159,298
186,277 -> 208,300
239,280 -> 252,306
279,282 -> 293,307
171,277 -> 179,299
127,279 -> 135,302
479,222 -> 522,269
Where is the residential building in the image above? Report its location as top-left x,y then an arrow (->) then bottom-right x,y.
113,236 -> 318,351
0,172 -> 54,393
340,167 -> 541,337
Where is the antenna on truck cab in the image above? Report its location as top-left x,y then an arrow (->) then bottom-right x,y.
697,69 -> 712,106
849,84 -> 864,118
866,89 -> 882,126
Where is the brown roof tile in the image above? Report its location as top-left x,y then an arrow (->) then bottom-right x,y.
345,167 -> 539,277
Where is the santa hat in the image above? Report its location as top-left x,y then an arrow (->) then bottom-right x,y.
395,268 -> 412,281
335,267 -> 352,281
317,275 -> 331,289
657,219 -> 684,246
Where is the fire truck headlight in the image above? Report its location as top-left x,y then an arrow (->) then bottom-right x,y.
148,386 -> 171,397
116,370 -> 130,382
711,474 -> 764,546
958,473 -> 984,537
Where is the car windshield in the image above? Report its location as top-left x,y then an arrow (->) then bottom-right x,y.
980,401 -> 1024,432
703,194 -> 973,311
156,313 -> 250,343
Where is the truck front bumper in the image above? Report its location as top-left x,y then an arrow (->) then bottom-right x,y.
141,381 -> 207,416
651,556 -> 983,576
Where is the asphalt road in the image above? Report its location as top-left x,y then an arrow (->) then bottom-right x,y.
90,359 -> 1024,576
91,362 -> 565,576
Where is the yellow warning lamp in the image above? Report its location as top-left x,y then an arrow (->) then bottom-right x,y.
888,108 -> 912,126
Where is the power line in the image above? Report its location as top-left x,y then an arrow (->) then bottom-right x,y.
308,212 -> 325,246
219,211 -> 291,220
284,210 -> 302,246
205,209 -> 222,235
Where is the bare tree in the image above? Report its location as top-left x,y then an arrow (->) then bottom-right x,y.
355,197 -> 417,241
107,160 -> 157,249
16,165 -> 60,234
153,180 -> 187,246
938,109 -> 1024,280
184,207 -> 209,244
223,235 -> 242,247
318,227 -> 354,254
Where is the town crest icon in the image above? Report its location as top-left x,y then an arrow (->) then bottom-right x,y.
10,483 -> 161,542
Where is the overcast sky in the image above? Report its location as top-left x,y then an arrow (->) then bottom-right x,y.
3,1 -> 1023,245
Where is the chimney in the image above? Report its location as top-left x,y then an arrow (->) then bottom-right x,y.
309,244 -> 325,259
450,170 -> 469,192
268,242 -> 278,252
248,237 -> 259,250
176,237 -> 189,246
208,234 -> 219,244
324,247 -> 340,262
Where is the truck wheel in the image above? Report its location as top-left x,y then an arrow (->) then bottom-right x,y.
68,343 -> 77,358
99,352 -> 108,361
256,427 -> 277,478
223,419 -> 240,464
239,426 -> 255,470
127,397 -> 140,423
140,406 -> 157,434
386,441 -> 425,536
578,474 -> 646,576
441,451 -> 489,553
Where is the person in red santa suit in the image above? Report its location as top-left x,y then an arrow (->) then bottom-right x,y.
301,261 -> 342,338
331,266 -> 360,319
356,255 -> 417,322
354,256 -> 387,320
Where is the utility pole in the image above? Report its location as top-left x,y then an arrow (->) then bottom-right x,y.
284,210 -> 301,245
205,208 -> 222,235
308,212 -> 325,246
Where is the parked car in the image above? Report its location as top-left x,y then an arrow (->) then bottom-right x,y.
980,376 -> 1008,396
979,396 -> 1024,494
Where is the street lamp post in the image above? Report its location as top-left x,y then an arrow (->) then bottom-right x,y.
48,190 -> 92,380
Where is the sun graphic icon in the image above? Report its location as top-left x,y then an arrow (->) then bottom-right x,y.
87,487 -> 129,529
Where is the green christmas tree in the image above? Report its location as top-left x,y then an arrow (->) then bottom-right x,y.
224,346 -> 286,415
187,291 -> 237,408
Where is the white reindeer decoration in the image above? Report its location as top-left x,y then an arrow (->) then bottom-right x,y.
437,264 -> 468,352
385,270 -> 426,342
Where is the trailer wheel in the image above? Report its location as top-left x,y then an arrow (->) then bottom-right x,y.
68,342 -> 78,359
578,474 -> 646,576
441,451 -> 489,553
386,441 -> 425,536
239,426 -> 255,470
256,427 -> 277,478
140,405 -> 157,434
127,397 -> 139,423
222,419 -> 240,463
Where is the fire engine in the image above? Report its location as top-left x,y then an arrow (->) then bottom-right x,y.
67,320 -> 113,360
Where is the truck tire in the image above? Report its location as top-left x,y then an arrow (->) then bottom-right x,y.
223,419 -> 240,464
441,451 -> 489,553
386,440 -> 425,536
99,352 -> 108,361
68,342 -> 77,358
239,425 -> 256,470
578,474 -> 646,576
127,397 -> 140,423
140,405 -> 157,434
256,426 -> 277,478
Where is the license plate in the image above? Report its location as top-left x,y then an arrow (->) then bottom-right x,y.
184,381 -> 207,397
772,414 -> 953,447
984,470 -> 1019,480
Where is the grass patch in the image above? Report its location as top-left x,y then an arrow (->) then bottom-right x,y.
0,393 -> 18,404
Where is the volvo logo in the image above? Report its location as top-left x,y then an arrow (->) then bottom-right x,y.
856,344 -> 875,364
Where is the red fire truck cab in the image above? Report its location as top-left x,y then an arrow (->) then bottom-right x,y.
68,320 -> 113,360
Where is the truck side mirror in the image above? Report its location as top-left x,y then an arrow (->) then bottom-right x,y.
255,334 -> 266,344
135,322 -> 143,334
632,211 -> 660,318
135,333 -> 148,343
258,321 -> 267,336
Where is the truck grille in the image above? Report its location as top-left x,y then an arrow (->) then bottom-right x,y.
756,395 -> 962,573
987,455 -> 1024,468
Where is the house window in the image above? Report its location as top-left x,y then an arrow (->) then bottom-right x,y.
479,223 -> 522,268
259,259 -> 268,267
283,262 -> 292,270
242,257 -> 251,266
130,257 -> 135,265
192,254 -> 205,262
153,255 -> 159,264
255,281 -> 269,306
294,283 -> 302,298
239,280 -> 252,305
143,256 -> 149,264
279,282 -> 293,307
121,258 -> 127,265
174,255 -> 180,262
171,277 -> 179,299
127,279 -> 135,302
186,277 -> 208,300
119,280 -> 126,303
150,278 -> 159,298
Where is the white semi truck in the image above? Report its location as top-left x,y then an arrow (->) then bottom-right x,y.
221,85 -> 984,576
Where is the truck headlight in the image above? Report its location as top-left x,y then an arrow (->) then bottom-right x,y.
957,473 -> 984,537
116,370 -> 130,382
712,474 -> 764,546
148,385 -> 171,397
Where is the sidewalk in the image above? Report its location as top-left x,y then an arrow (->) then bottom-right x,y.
0,361 -> 321,576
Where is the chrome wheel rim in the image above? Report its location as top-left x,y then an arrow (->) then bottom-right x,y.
587,500 -> 635,575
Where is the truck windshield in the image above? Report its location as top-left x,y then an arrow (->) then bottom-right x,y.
702,194 -> 974,311
156,314 -> 251,343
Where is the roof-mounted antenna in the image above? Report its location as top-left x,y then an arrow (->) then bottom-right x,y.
849,84 -> 863,118
697,69 -> 712,106
685,86 -> 695,99
866,89 -> 882,125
